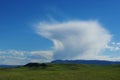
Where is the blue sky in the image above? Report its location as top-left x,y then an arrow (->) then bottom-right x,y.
0,0 -> 120,64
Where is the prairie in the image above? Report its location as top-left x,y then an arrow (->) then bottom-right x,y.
0,64 -> 120,80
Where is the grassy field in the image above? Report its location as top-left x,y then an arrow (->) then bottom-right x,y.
0,64 -> 120,80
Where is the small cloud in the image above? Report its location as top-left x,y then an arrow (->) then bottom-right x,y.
0,50 -> 53,65
106,42 -> 120,51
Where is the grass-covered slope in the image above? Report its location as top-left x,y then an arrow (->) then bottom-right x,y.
0,64 -> 120,80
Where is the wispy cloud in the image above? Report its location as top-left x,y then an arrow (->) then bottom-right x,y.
0,50 -> 53,65
106,42 -> 120,51
36,20 -> 112,60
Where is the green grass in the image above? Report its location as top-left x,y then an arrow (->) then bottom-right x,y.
0,64 -> 120,80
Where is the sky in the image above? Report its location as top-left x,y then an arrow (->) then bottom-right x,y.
0,0 -> 120,65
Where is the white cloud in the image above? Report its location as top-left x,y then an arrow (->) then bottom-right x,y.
0,50 -> 53,65
106,42 -> 120,51
1,20 -> 120,65
29,51 -> 53,62
36,20 -> 112,60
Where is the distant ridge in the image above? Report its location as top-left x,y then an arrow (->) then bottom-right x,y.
51,60 -> 120,65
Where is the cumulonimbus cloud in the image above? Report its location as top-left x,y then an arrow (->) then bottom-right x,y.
36,20 -> 112,60
0,20 -> 119,65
